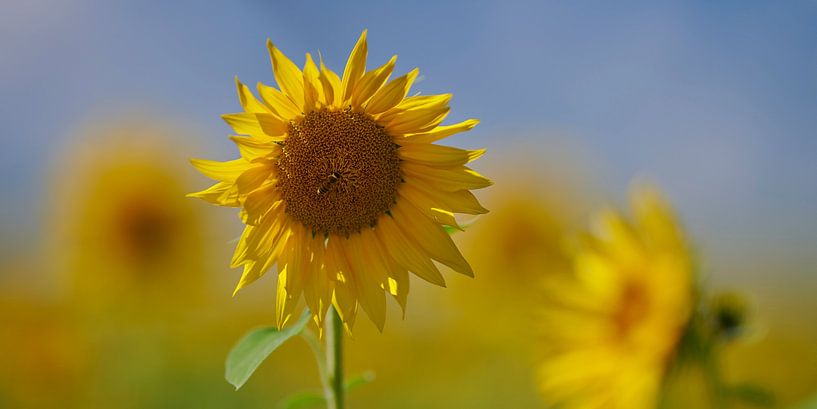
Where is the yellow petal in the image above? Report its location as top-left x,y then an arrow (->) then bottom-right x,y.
240,183 -> 281,225
351,55 -> 396,109
391,201 -> 474,277
367,68 -> 419,115
222,112 -> 287,138
233,214 -> 288,295
378,94 -> 451,124
341,30 -> 368,103
375,213 -> 446,286
342,232 -> 387,331
229,135 -> 281,160
400,119 -> 480,144
235,164 -> 273,195
257,83 -> 302,119
318,54 -> 342,108
190,158 -> 251,182
186,181 -> 240,207
398,143 -> 485,167
384,106 -> 450,135
275,224 -> 307,327
326,236 -> 358,331
302,53 -> 323,113
235,76 -> 269,113
302,235 -> 331,326
267,40 -> 305,108
397,185 -> 461,229
401,162 -> 493,191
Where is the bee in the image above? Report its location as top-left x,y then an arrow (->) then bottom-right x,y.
317,171 -> 342,195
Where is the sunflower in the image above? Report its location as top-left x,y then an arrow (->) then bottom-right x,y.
537,186 -> 694,409
189,30 -> 490,331
47,120 -> 211,311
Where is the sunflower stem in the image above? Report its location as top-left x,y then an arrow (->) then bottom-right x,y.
325,307 -> 344,409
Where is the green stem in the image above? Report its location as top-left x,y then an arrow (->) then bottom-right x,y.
325,307 -> 344,409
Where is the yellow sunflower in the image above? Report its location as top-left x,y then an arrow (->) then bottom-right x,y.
189,30 -> 490,331
538,185 -> 694,409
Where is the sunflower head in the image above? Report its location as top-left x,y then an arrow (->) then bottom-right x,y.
537,185 -> 695,409
190,30 -> 490,331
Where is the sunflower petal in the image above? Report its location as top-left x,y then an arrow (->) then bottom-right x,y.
342,233 -> 387,331
401,162 -> 492,191
318,53 -> 342,108
222,112 -> 287,139
235,76 -> 269,114
391,201 -> 474,277
341,30 -> 368,103
230,135 -> 280,160
267,40 -> 305,108
400,119 -> 480,144
351,55 -> 396,109
326,237 -> 358,331
398,144 -> 485,167
384,106 -> 450,135
257,83 -> 302,119
375,213 -> 446,286
303,53 -> 323,113
186,181 -> 240,207
367,68 -> 419,115
190,158 -> 251,182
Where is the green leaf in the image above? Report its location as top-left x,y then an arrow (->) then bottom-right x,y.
225,311 -> 311,390
277,391 -> 325,409
725,383 -> 775,408
345,370 -> 376,391
442,216 -> 481,235
793,393 -> 817,409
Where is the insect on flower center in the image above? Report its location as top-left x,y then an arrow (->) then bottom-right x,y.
276,109 -> 401,236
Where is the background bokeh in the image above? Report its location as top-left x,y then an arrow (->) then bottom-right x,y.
1,1 -> 815,408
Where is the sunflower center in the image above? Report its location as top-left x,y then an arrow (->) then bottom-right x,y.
276,109 -> 401,236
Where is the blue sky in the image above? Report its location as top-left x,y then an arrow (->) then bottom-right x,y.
2,0 -> 816,279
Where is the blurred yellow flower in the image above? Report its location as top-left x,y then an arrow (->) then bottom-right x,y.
47,120 -> 211,311
538,185 -> 694,409
190,30 -> 490,331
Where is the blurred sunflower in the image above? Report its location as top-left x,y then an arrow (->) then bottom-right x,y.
538,185 -> 694,409
48,120 -> 211,311
190,30 -> 490,330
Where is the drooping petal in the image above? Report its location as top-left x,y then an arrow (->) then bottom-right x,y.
341,30 -> 368,103
326,236 -> 358,331
302,234 -> 331,327
397,184 -> 461,229
342,232 -> 387,331
391,201 -> 474,277
266,40 -> 305,108
375,213 -> 446,287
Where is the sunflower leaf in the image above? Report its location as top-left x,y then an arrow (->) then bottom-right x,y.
442,216 -> 481,235
226,310 -> 311,390
277,391 -> 325,409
